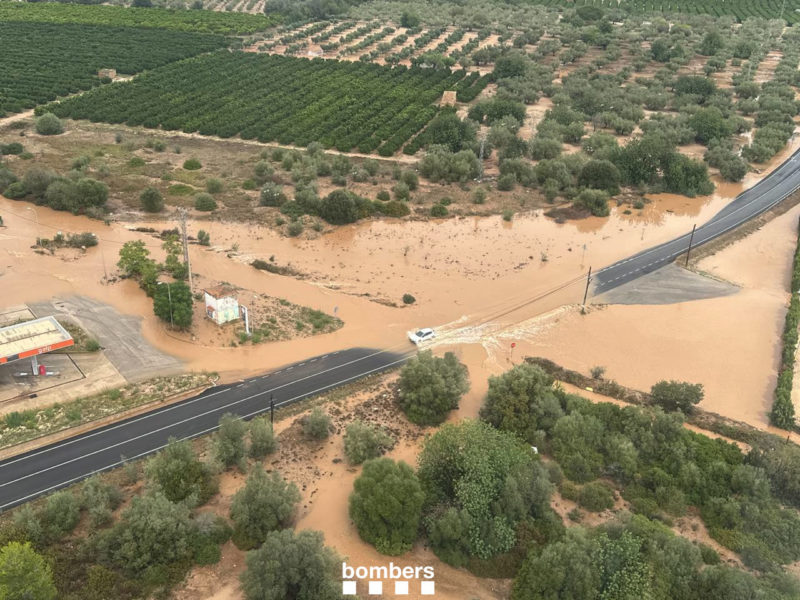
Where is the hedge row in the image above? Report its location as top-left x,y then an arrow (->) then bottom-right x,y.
770,216 -> 800,430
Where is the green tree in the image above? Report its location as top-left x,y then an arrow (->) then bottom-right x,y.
230,466 -> 300,548
248,417 -> 277,458
153,281 -> 193,329
575,189 -> 610,217
214,413 -> 247,469
419,420 -> 552,565
480,363 -> 564,443
140,186 -> 164,212
35,113 -> 63,136
689,107 -> 732,145
194,192 -> 217,211
424,113 -> 476,153
319,190 -> 360,225
400,10 -> 419,28
22,168 -> 56,200
144,438 -> 217,505
107,493 -> 195,574
343,421 -> 394,465
40,491 -> 80,541
76,178 -> 109,209
0,166 -> 17,194
397,351 -> 469,426
650,381 -> 704,414
349,458 -> 424,555
240,529 -> 339,600
117,240 -> 152,278
578,159 -> 621,194
0,542 -> 56,600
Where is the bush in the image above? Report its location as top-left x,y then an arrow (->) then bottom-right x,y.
400,170 -> 419,191
380,200 -> 410,217
4,181 -> 26,199
41,491 -> 80,541
230,466 -> 300,548
575,189 -> 610,217
349,458 -> 424,555
0,166 -> 18,194
0,542 -> 56,600
303,407 -> 331,440
240,529 -> 339,600
1,142 -> 24,155
376,189 -> 390,201
35,113 -> 64,136
430,203 -> 448,217
343,421 -> 394,465
319,189 -> 366,225
577,481 -> 615,512
107,493 -> 195,574
183,158 -> 202,170
197,230 -> 211,246
194,192 -> 217,211
287,221 -> 304,237
402,293 -> 416,305
140,186 -> 164,212
397,350 -> 469,426
259,182 -> 287,207
205,178 -> 223,194
248,417 -> 277,458
650,380 -> 704,414
214,413 -> 247,470
393,181 -> 410,200
144,438 -> 217,506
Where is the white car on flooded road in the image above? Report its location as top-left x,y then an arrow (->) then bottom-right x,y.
408,327 -> 436,345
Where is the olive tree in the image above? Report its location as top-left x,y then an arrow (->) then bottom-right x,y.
397,350 -> 469,426
144,438 -> 217,505
349,458 -> 424,555
343,421 -> 394,465
230,466 -> 300,548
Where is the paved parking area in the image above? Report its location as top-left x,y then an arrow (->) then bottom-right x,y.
29,297 -> 182,382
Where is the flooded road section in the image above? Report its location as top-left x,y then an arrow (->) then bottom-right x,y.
1,135 -> 798,425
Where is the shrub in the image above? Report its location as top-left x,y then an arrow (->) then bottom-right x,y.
183,158 -> 202,170
577,481 -> 615,512
402,293 -> 416,305
128,156 -> 146,167
35,113 -> 63,136
85,339 -> 101,352
41,491 -> 80,540
497,173 -> 516,191
590,366 -> 606,379
319,189 -> 365,225
240,529 -> 339,599
472,187 -> 487,204
214,413 -> 247,470
502,209 -> 514,221
376,189 -> 390,201
230,466 -> 300,548
430,203 -> 448,217
575,189 -> 610,217
393,181 -> 410,200
303,407 -> 331,440
140,186 -> 164,212
0,542 -> 56,600
4,181 -> 26,199
259,182 -> 287,207
401,170 -> 419,191
398,350 -> 469,426
205,178 -> 223,194
197,230 -> 211,246
194,192 -> 217,211
144,438 -> 217,506
349,458 -> 424,555
248,417 -> 277,458
1,142 -> 24,155
287,221 -> 304,237
343,421 -> 394,465
380,200 -> 410,217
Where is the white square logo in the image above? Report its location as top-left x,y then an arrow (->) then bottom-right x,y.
395,581 -> 409,595
368,581 -> 383,595
342,581 -> 356,596
421,581 -> 435,595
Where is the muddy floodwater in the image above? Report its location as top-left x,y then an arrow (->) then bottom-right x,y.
1,135 -> 799,425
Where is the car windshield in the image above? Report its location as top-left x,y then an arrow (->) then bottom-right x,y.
415,330 -> 427,337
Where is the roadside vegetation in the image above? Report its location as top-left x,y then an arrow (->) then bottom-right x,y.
0,373 -> 213,451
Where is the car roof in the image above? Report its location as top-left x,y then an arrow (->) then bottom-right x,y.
418,328 -> 433,334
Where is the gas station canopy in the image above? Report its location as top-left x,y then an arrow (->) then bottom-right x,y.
0,316 -> 74,365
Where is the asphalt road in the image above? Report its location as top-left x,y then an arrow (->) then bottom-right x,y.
593,145 -> 800,294
0,347 -> 407,511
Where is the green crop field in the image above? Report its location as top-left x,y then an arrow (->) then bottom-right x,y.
0,22 -> 228,117
532,0 -> 800,23
44,52 -> 469,155
0,1 -> 279,34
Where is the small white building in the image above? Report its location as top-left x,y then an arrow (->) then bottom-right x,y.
204,285 -> 239,326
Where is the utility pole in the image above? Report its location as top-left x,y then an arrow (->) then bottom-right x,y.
581,266 -> 592,314
685,224 -> 697,267
179,208 -> 193,293
270,393 -> 275,425
477,135 -> 486,182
